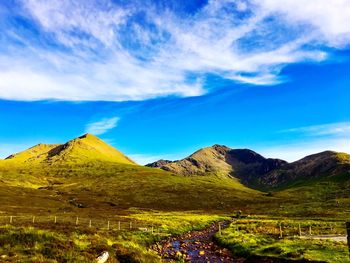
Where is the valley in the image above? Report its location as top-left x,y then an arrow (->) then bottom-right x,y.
0,134 -> 349,262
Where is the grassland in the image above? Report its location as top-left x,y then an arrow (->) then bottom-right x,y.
215,219 -> 349,263
0,211 -> 224,262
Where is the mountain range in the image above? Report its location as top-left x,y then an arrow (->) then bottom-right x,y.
146,144 -> 350,190
0,134 -> 349,218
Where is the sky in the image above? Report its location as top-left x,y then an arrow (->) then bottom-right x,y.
0,0 -> 349,164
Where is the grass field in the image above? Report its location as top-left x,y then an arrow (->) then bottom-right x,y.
0,211 -> 224,262
215,219 -> 349,263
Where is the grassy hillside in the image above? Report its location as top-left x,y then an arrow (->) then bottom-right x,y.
259,151 -> 350,190
0,162 -> 265,215
147,146 -> 350,194
0,135 -> 349,219
0,135 -> 267,216
150,145 -> 233,177
4,133 -> 135,165
146,145 -> 286,182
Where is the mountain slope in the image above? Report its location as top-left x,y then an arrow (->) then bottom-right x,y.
147,145 -> 232,177
146,146 -> 350,191
146,144 -> 287,184
259,151 -> 350,189
4,134 -> 135,165
0,135 -> 264,213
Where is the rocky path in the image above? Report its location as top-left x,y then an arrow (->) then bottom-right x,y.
154,221 -> 242,262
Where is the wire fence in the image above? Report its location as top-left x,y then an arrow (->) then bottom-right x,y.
233,219 -> 347,238
0,215 -> 167,235
0,216 -> 347,241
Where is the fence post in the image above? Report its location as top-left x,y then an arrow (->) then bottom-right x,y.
130,222 -> 132,229
54,216 -> 57,224
89,220 -> 92,228
151,226 -> 154,234
118,221 -> 121,231
279,223 -> 283,238
309,225 -> 312,236
298,223 -> 301,236
76,217 -> 79,226
218,222 -> 222,236
346,222 -> 350,257
32,216 -> 35,224
107,221 -> 110,230
10,216 -> 12,224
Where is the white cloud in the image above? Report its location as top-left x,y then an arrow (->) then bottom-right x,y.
280,122 -> 350,137
22,0 -> 129,47
256,0 -> 350,47
85,117 -> 120,135
263,121 -> 350,161
0,0 -> 349,101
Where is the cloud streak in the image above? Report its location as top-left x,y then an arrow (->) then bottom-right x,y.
85,117 -> 120,135
280,121 -> 350,137
0,0 -> 349,101
259,137 -> 350,162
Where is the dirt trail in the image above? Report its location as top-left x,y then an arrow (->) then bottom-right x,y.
155,220 -> 240,262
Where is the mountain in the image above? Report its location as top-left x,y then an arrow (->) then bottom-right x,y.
4,133 -> 135,165
146,144 -> 287,184
258,151 -> 350,188
146,145 -> 350,190
0,135 -> 262,213
1,135 -> 349,218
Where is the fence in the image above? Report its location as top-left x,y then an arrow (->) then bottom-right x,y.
0,215 -> 167,235
232,219 -> 347,238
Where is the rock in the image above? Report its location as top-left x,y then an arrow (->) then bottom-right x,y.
96,251 -> 109,263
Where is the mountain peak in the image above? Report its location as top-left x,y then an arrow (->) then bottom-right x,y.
4,134 -> 135,165
78,133 -> 98,140
146,145 -> 286,179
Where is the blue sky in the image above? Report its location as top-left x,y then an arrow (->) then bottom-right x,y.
0,0 -> 349,164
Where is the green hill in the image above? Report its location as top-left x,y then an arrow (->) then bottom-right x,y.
4,133 -> 135,165
0,135 -> 264,216
0,135 -> 349,219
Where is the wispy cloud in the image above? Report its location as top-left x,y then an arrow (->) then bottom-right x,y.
280,122 -> 350,137
267,121 -> 350,161
0,0 -> 349,101
85,117 -> 119,135
259,137 -> 350,162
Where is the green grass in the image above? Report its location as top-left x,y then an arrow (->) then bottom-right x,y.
0,159 -> 265,216
127,211 -> 227,235
0,211 -> 224,262
1,161 -> 349,219
0,225 -> 161,262
215,220 -> 349,263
